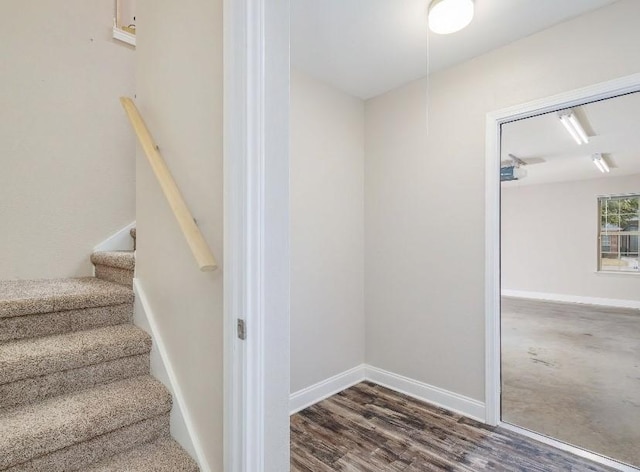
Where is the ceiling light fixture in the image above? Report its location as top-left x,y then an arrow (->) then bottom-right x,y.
592,153 -> 610,173
558,110 -> 589,145
428,0 -> 475,35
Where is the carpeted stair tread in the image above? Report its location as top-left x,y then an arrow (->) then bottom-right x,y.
0,278 -> 133,319
85,437 -> 199,471
0,354 -> 150,412
91,251 -> 135,271
0,324 -> 151,385
0,375 -> 171,470
0,303 -> 132,342
4,414 -> 170,472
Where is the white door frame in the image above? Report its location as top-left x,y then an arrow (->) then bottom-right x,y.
485,73 -> 640,470
224,0 -> 291,471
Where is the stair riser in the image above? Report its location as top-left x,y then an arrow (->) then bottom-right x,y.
90,252 -> 135,271
94,265 -> 134,288
0,354 -> 150,411
5,414 -> 170,472
0,303 -> 132,342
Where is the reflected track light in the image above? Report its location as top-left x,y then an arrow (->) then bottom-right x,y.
592,153 -> 610,173
558,110 -> 589,145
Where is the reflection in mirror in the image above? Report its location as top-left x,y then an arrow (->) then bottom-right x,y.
500,91 -> 640,468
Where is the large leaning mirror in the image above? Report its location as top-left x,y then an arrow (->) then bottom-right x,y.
500,91 -> 640,468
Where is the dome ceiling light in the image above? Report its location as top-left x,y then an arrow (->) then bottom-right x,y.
428,0 -> 475,35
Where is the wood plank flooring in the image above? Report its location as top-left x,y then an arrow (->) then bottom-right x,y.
291,382 -> 617,471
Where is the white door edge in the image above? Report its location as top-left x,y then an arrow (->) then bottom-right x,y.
223,0 -> 248,468
484,73 -> 640,423
224,0 -> 291,471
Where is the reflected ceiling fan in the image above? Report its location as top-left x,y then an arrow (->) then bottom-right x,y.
500,154 -> 545,181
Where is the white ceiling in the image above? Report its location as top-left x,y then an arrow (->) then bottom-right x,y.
501,92 -> 640,187
291,0 -> 618,99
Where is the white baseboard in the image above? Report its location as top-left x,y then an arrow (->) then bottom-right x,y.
289,364 -> 486,423
94,221 -> 136,252
289,365 -> 366,415
365,365 -> 486,422
502,289 -> 640,310
500,423 -> 639,472
133,279 -> 211,472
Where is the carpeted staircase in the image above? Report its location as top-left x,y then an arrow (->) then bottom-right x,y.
0,229 -> 200,471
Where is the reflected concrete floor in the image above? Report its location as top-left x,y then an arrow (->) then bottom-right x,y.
502,297 -> 640,468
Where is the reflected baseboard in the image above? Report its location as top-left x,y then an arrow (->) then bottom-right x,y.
500,422 -> 640,472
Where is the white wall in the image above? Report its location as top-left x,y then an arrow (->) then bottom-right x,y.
291,70 -> 366,393
135,1 -> 223,469
502,175 -> 640,302
0,0 -> 135,280
364,0 -> 640,402
118,0 -> 136,27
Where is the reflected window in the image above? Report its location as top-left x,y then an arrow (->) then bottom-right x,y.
598,194 -> 640,272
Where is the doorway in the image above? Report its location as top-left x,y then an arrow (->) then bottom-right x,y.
486,74 -> 640,472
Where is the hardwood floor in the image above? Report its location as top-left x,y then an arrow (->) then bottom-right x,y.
291,382 -> 617,471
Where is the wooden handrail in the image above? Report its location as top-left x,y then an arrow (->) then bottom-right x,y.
120,97 -> 218,272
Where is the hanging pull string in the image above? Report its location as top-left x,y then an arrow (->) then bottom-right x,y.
425,20 -> 431,136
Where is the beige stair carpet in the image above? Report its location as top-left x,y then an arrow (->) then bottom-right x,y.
0,278 -> 133,318
0,376 -> 171,469
91,251 -> 135,287
4,415 -> 171,472
0,303 -> 133,343
85,438 -> 198,471
0,229 -> 200,470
